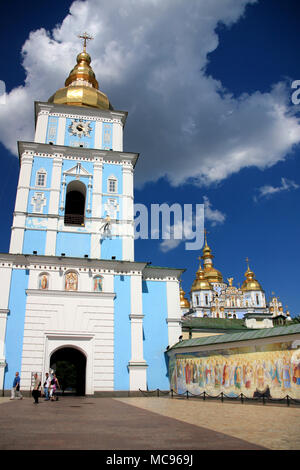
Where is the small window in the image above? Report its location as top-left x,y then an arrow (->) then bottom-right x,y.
256,295 -> 259,306
205,295 -> 208,305
108,176 -> 117,193
36,169 -> 47,187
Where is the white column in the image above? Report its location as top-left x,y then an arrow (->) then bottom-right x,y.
91,160 -> 103,259
112,122 -> 123,151
56,117 -> 66,145
34,112 -> 48,143
48,155 -> 63,215
94,121 -> 102,149
45,155 -> 62,256
9,153 -> 34,254
0,266 -> 12,390
166,280 -> 182,347
122,164 -> 134,261
128,274 -> 147,390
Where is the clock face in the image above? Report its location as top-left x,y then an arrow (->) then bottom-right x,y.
68,119 -> 92,138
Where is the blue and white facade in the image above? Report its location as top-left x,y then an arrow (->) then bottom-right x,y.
0,87 -> 183,394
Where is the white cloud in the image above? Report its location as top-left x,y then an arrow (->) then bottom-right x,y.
254,177 -> 299,201
1,0 -> 300,188
159,196 -> 225,252
203,196 -> 226,226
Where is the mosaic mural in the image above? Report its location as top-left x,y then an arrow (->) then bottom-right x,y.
169,341 -> 300,399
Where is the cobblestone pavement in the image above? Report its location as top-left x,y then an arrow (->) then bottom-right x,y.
116,397 -> 300,450
0,396 -> 267,450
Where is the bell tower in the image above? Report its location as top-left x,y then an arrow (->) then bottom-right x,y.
9,35 -> 137,261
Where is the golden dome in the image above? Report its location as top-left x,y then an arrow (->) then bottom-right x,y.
48,43 -> 111,110
201,231 -> 224,283
241,261 -> 263,292
203,266 -> 224,283
180,285 -> 190,309
191,261 -> 212,292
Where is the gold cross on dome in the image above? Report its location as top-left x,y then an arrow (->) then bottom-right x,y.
78,32 -> 94,51
204,228 -> 210,245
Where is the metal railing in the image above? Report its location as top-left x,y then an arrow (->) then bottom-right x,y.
64,213 -> 85,226
139,388 -> 300,407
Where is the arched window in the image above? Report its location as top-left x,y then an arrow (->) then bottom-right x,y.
93,275 -> 103,292
107,175 -> 117,193
39,272 -> 49,290
65,271 -> 78,291
36,169 -> 47,187
64,180 -> 86,226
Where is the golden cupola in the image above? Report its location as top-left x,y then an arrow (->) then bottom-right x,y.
201,232 -> 224,284
48,34 -> 111,110
191,260 -> 212,292
241,259 -> 263,292
180,284 -> 190,309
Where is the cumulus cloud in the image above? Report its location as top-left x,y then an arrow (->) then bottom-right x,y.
159,196 -> 225,252
1,0 -> 300,188
254,177 -> 299,201
203,196 -> 226,226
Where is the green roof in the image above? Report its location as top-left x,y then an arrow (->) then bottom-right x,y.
182,317 -> 248,331
170,323 -> 300,350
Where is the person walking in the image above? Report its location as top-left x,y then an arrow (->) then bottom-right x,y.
32,373 -> 42,404
43,372 -> 51,401
10,372 -> 23,400
50,374 -> 60,401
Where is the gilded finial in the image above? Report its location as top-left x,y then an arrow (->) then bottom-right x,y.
227,277 -> 234,287
204,228 -> 209,246
78,32 -> 94,52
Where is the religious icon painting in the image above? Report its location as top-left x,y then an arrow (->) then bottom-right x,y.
65,271 -> 78,291
39,273 -> 49,290
93,275 -> 103,292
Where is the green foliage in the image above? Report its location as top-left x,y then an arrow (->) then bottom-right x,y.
291,316 -> 300,324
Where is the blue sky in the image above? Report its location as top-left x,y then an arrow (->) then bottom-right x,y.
0,0 -> 299,315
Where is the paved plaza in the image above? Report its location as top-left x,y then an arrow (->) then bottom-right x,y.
0,395 -> 299,450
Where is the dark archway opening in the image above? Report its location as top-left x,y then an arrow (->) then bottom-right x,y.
64,181 -> 86,226
50,347 -> 86,396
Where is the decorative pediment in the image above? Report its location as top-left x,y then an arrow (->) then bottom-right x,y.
64,163 -> 92,178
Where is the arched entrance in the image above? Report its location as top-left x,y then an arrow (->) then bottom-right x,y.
64,180 -> 86,226
50,347 -> 86,396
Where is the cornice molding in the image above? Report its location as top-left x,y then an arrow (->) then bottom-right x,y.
18,141 -> 139,168
26,289 -> 116,299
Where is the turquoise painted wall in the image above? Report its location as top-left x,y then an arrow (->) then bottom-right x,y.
56,231 -> 91,258
100,237 -> 122,260
46,116 -> 59,144
22,229 -> 47,255
4,269 -> 29,390
27,156 -> 53,215
102,122 -> 113,150
102,163 -> 123,195
114,275 -> 131,390
142,280 -> 169,390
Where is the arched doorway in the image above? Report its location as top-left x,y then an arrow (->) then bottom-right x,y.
64,180 -> 86,226
50,347 -> 86,396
